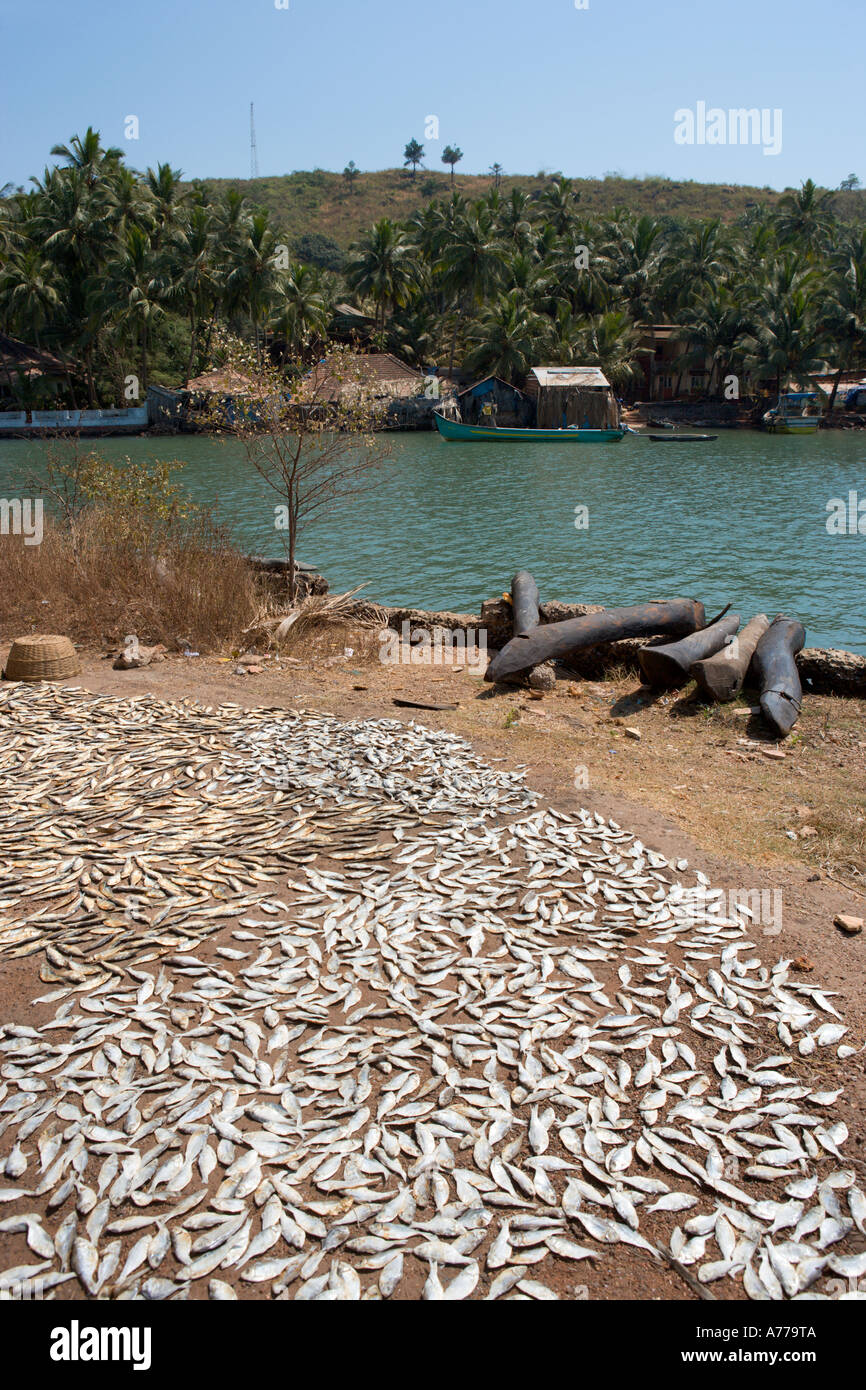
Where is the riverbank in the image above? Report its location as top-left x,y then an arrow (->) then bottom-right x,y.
1,403 -> 865,439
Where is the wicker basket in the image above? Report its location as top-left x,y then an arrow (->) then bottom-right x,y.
3,634 -> 81,682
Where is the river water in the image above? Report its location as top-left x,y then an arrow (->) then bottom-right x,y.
1,429 -> 864,652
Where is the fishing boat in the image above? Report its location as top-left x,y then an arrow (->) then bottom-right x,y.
762,391 -> 821,435
433,412 -> 626,443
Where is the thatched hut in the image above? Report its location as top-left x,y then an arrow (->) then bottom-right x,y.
0,333 -> 71,406
312,352 -> 425,405
525,366 -> 619,429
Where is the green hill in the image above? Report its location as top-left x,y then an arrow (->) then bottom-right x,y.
193,168 -> 866,256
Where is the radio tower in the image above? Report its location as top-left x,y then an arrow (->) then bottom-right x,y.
249,102 -> 259,180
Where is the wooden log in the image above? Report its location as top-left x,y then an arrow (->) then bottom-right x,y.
691,613 -> 770,702
511,570 -> 540,638
638,613 -> 740,688
751,616 -> 806,737
485,599 -> 706,682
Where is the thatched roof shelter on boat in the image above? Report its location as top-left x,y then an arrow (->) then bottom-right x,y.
525,365 -> 619,428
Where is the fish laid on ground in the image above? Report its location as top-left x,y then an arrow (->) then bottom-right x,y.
0,683 -> 861,1303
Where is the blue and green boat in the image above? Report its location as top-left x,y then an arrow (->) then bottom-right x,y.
433,411 -> 626,443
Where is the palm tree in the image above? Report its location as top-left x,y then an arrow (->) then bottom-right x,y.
343,161 -> 359,194
489,163 -> 504,189
437,207 -> 505,374
539,176 -> 580,237
741,280 -> 827,396
225,211 -> 282,365
821,229 -> 866,410
441,146 -> 463,185
773,179 -> 837,259
386,299 -> 442,368
572,311 -> 643,389
32,165 -> 120,404
673,289 -> 752,395
496,188 -> 534,255
345,219 -> 416,332
0,247 -> 61,347
110,165 -> 150,238
50,127 -> 123,188
101,224 -> 162,392
598,212 -> 666,322
146,163 -> 185,248
159,204 -> 220,379
268,262 -> 331,357
506,250 -> 553,303
661,218 -> 734,313
465,290 -> 549,383
403,140 -> 424,179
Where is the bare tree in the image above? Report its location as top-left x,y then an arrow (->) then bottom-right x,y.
206,333 -> 392,599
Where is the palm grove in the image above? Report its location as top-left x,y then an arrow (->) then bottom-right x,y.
1,129 -> 865,411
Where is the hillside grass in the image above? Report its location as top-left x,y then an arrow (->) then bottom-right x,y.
193,168 -> 866,251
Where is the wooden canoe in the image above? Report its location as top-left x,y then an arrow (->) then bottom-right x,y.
751,616 -> 806,737
485,599 -> 706,682
648,434 -> 718,442
638,613 -> 740,688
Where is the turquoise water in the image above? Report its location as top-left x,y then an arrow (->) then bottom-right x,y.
1,429 -> 864,652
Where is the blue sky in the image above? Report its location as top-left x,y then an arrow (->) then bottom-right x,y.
0,0 -> 862,191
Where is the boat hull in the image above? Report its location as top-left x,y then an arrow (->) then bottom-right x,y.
434,413 -> 625,443
764,419 -> 819,435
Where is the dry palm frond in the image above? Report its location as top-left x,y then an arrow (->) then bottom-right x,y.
245,586 -> 389,651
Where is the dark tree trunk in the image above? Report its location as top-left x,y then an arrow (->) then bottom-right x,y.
691,613 -> 770,702
84,349 -> 97,409
485,598 -> 706,682
827,354 -> 849,414
141,322 -> 148,394
638,613 -> 740,688
187,314 -> 198,382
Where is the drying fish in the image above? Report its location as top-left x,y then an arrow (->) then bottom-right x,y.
0,683 -> 859,1304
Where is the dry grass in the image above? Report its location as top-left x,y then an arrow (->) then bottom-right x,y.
245,588 -> 388,663
0,510 -> 259,653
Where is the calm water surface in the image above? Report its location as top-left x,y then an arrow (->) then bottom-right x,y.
2,429 -> 864,652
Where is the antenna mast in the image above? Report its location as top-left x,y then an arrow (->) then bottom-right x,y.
250,102 -> 259,180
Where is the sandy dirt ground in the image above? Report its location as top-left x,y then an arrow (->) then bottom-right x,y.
0,640 -> 863,1302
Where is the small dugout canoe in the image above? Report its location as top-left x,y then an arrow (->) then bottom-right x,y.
648,434 -> 718,442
